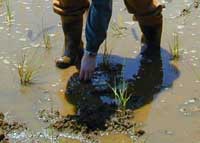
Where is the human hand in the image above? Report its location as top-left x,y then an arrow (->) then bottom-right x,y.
53,0 -> 65,15
79,54 -> 96,81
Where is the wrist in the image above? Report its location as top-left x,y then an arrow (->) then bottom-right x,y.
84,50 -> 97,57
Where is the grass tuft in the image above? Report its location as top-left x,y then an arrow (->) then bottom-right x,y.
169,32 -> 180,61
17,53 -> 41,85
109,77 -> 131,110
5,0 -> 12,23
43,32 -> 52,49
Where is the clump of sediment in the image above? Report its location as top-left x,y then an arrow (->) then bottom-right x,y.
0,112 -> 26,142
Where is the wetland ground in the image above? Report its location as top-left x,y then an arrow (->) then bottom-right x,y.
0,0 -> 200,143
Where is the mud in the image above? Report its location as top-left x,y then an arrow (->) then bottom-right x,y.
38,64 -> 142,143
0,0 -> 200,143
51,108 -> 135,142
0,112 -> 26,142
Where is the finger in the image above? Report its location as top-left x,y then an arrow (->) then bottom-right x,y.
79,69 -> 85,80
88,71 -> 93,80
84,71 -> 89,81
53,6 -> 66,15
53,0 -> 60,6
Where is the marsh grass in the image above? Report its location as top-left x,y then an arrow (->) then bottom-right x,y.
17,52 -> 41,85
42,19 -> 52,49
169,32 -> 180,61
43,32 -> 52,49
109,78 -> 131,110
43,31 -> 52,49
108,61 -> 131,110
5,0 -> 12,23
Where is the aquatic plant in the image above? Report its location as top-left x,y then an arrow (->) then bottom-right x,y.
169,32 -> 180,61
109,78 -> 131,110
43,32 -> 52,49
5,0 -> 12,23
42,18 -> 52,49
17,53 -> 41,85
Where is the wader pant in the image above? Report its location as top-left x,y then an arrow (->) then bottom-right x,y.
53,0 -> 163,54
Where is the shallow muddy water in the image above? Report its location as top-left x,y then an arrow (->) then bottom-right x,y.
0,0 -> 200,143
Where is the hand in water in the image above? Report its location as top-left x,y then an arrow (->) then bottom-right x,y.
79,55 -> 96,81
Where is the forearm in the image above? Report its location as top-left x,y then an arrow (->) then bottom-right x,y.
85,0 -> 112,54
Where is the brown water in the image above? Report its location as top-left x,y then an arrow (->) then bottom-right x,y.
0,0 -> 200,143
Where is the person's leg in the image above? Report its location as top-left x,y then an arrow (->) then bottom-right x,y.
53,0 -> 89,68
124,0 -> 163,58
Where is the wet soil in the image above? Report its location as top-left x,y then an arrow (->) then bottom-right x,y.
0,0 -> 200,143
0,112 -> 26,142
37,64 -> 144,143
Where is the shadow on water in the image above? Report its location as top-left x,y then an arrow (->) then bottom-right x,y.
63,48 -> 180,132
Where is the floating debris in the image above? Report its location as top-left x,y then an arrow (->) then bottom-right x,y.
164,130 -> 174,136
177,25 -> 185,29
22,47 -> 31,50
19,38 -> 26,42
188,99 -> 196,103
179,97 -> 200,116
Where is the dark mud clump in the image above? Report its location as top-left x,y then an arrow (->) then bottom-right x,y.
0,112 -> 26,142
66,63 -> 123,96
54,63 -> 143,142
50,105 -> 135,141
39,63 -> 145,142
52,106 -> 134,133
37,109 -> 60,123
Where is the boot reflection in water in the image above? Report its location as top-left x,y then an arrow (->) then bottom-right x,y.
127,53 -> 163,109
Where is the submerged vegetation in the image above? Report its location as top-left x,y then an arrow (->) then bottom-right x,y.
42,20 -> 52,49
43,31 -> 52,49
5,0 -> 12,24
169,32 -> 180,61
17,53 -> 41,85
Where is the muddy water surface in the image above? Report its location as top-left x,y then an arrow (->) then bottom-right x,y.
0,0 -> 200,143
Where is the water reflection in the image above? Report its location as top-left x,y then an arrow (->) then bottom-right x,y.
127,52 -> 164,109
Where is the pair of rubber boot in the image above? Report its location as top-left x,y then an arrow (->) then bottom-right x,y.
56,17 -> 163,69
56,16 -> 84,69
